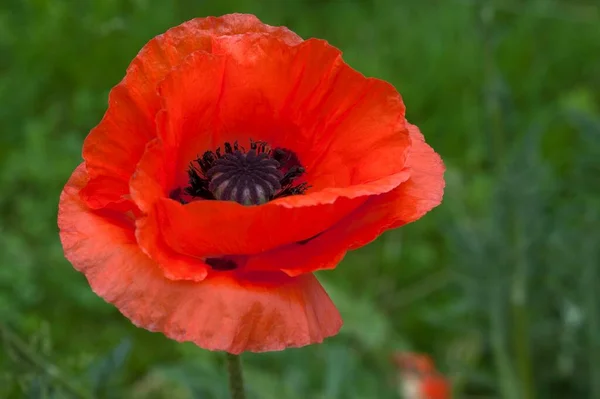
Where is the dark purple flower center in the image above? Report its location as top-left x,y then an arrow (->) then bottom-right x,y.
182,140 -> 308,206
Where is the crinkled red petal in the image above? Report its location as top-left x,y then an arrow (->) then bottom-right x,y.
58,163 -> 342,353
82,14 -> 301,209
246,122 -> 445,276
128,34 -> 414,264
157,35 -> 411,203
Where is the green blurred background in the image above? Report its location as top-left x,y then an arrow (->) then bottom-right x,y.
1,0 -> 599,398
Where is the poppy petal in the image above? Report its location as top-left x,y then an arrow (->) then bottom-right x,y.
153,50 -> 228,190
128,136 -> 369,260
79,174 -> 135,211
135,213 -> 210,282
333,122 -> 445,239
209,36 -> 411,190
157,35 -> 411,205
154,195 -> 367,258
129,138 -> 174,214
246,122 -> 445,276
82,14 -> 301,209
138,34 -> 414,259
58,163 -> 342,353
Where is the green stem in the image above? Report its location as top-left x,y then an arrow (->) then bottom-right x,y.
226,353 -> 246,399
511,216 -> 535,399
489,286 -> 520,399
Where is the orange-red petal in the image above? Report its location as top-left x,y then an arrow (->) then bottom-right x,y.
335,122 -> 446,240
133,34 -> 416,261
209,35 -> 410,190
135,213 -> 210,282
157,34 -> 411,201
246,122 -> 445,276
154,195 -> 366,258
128,137 -> 368,261
129,138 -> 173,214
82,14 -> 301,208
58,163 -> 342,353
129,130 -> 405,263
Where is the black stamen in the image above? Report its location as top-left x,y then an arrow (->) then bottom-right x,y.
273,148 -> 288,163
184,166 -> 214,199
280,165 -> 305,187
273,182 -> 310,200
199,151 -> 216,173
273,148 -> 301,171
169,188 -> 187,204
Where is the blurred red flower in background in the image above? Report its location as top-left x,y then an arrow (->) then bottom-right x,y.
58,14 -> 444,353
393,352 -> 452,399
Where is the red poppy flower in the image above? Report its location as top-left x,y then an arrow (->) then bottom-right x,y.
392,353 -> 451,399
58,14 -> 444,354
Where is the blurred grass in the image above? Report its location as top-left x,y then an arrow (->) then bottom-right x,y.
1,0 -> 599,398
